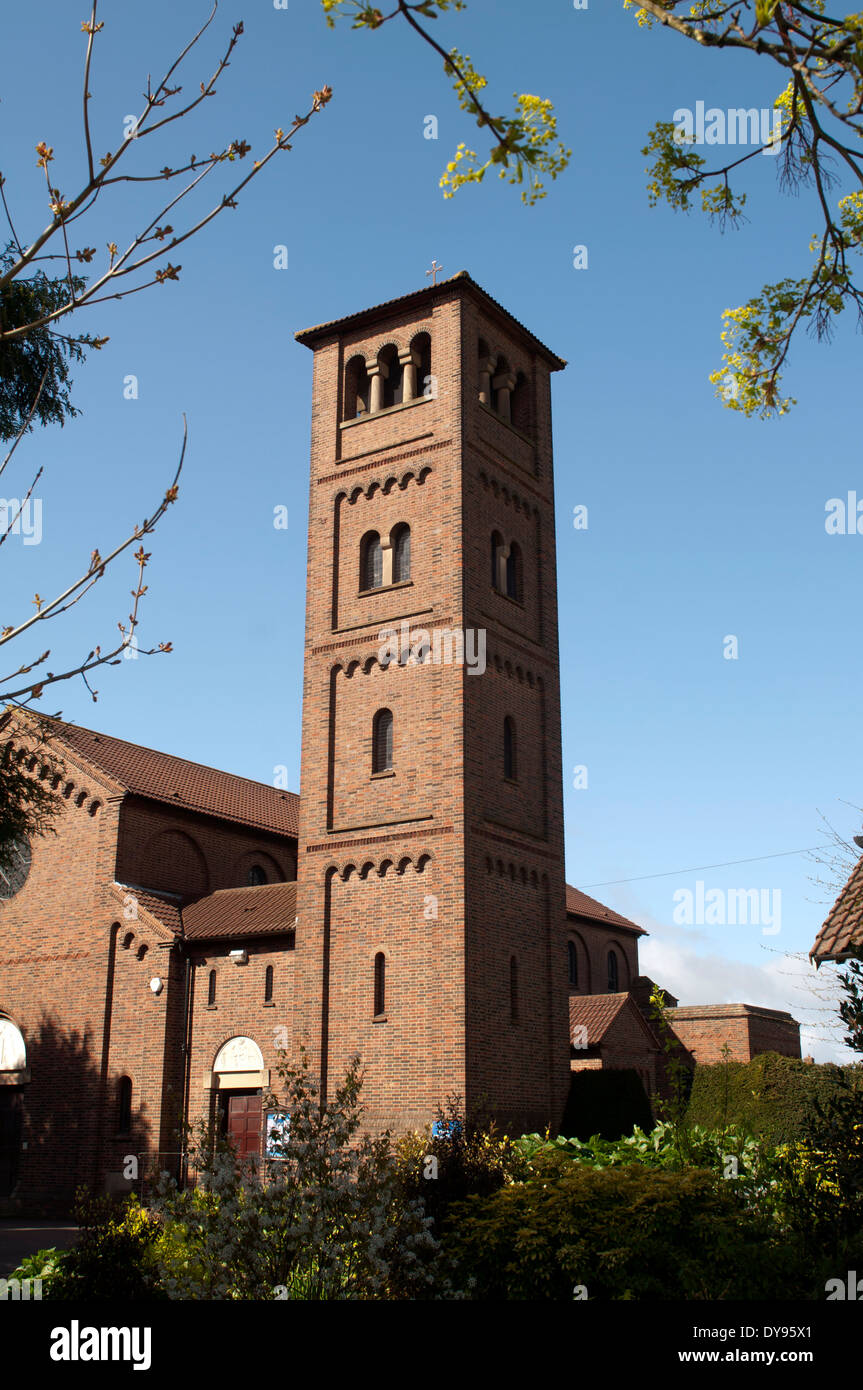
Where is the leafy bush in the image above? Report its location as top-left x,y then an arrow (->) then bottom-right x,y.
48,1191 -> 166,1301
5,1247 -> 64,1295
150,1050 -> 439,1300
516,1119 -> 762,1177
442,1159 -> 808,1300
395,1096 -> 519,1236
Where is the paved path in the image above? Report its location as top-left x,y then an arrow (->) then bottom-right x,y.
0,1220 -> 77,1277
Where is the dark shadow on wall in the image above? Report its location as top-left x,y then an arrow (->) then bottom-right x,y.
5,1012 -> 151,1218
560,1069 -> 654,1141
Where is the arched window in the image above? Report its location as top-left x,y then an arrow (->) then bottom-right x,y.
493,356 -> 514,421
248,865 -> 266,886
491,531 -> 503,590
265,964 -> 274,1003
510,955 -> 519,1023
511,371 -> 531,435
118,1076 -> 133,1133
374,952 -> 386,1017
378,344 -> 402,409
568,941 -> 578,988
607,950 -> 619,992
208,969 -> 217,1006
411,331 -> 432,399
391,523 -> 411,583
478,339 -> 492,405
505,541 -> 522,601
372,709 -> 394,774
345,354 -> 371,419
360,531 -> 383,591
503,716 -> 517,781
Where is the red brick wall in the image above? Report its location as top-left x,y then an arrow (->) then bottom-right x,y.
667,1006 -> 801,1063
117,798 -> 295,898
565,919 -> 640,996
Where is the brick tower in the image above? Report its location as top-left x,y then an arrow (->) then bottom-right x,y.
293,272 -> 570,1133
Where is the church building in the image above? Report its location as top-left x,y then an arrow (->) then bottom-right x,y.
0,274 -> 800,1213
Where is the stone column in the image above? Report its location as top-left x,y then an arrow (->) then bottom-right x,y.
478,356 -> 495,406
399,349 -> 421,403
380,539 -> 393,588
367,358 -> 388,413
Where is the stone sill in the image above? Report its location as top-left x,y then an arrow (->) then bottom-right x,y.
478,399 -> 535,447
340,396 -> 431,430
358,580 -> 414,599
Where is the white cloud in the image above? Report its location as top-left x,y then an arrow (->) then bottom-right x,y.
637,916 -> 854,1064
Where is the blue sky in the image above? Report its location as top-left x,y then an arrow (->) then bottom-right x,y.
3,0 -> 860,1057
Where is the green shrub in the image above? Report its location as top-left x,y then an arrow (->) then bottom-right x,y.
442,1159 -> 809,1300
686,1052 -> 863,1145
395,1097 -> 519,1237
48,1191 -> 166,1301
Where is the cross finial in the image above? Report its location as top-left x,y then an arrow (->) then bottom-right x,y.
426,259 -> 443,286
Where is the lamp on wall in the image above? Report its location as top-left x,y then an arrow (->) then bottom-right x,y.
149,977 -> 163,995
229,949 -> 248,965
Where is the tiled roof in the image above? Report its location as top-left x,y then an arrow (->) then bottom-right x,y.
182,882 -> 298,940
111,883 -> 182,937
565,884 -> 645,936
568,992 -> 632,1046
295,270 -> 566,369
810,856 -> 863,960
36,717 -> 299,838
569,991 -> 660,1049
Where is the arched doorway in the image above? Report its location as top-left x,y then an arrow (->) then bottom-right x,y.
213,1037 -> 265,1162
0,1017 -> 27,1201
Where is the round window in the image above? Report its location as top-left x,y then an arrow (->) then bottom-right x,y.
0,837 -> 31,899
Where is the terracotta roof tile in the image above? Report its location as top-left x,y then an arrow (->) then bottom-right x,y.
40,717 -> 299,838
111,883 -> 182,936
565,884 -> 645,936
182,882 -> 298,940
295,270 -> 566,369
568,992 -> 631,1045
811,855 -> 863,961
569,991 -> 660,1050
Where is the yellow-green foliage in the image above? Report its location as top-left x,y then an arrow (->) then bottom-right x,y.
442,1158 -> 808,1300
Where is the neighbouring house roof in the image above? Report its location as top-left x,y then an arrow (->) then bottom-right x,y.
666,1003 -> 798,1024
811,855 -> 863,962
568,991 -> 659,1050
565,884 -> 646,936
182,882 -> 298,940
9,714 -> 299,838
295,270 -> 567,370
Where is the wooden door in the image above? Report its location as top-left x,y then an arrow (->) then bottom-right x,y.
223,1091 -> 262,1160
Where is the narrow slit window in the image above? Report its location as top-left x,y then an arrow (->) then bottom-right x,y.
374,952 -> 386,1017
372,709 -> 394,774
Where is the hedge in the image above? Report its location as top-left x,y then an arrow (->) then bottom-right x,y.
685,1052 -> 863,1145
